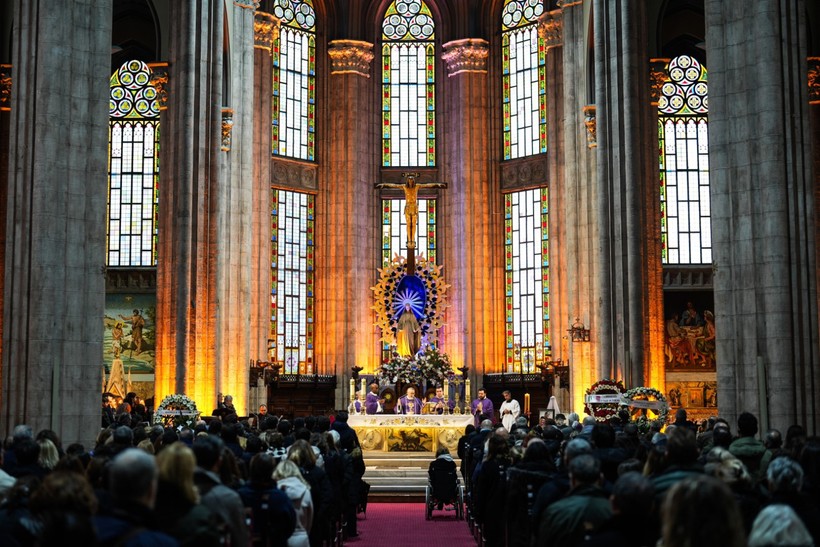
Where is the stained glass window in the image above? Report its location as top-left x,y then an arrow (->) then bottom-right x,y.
658,55 -> 710,264
502,0 -> 547,160
381,0 -> 436,167
504,188 -> 549,373
107,60 -> 160,267
272,0 -> 316,161
271,189 -> 315,374
382,198 -> 436,267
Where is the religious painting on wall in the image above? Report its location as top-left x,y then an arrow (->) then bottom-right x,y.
663,292 -> 715,371
103,293 -> 156,399
665,376 -> 718,423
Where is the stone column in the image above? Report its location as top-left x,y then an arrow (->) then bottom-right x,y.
249,12 -> 280,410
316,41 -> 377,408
211,1 -> 257,415
540,10 -> 567,373
156,1 -> 224,412
440,39 -> 502,380
557,3 -> 602,412
0,64 -> 9,373
706,0 -> 818,432
1,1 -> 111,445
593,0 -> 663,388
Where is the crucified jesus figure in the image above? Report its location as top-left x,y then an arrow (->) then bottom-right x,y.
376,172 -> 446,249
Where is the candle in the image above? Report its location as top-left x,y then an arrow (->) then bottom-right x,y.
443,379 -> 449,398
465,378 -> 470,398
360,378 -> 366,399
524,393 -> 531,414
350,379 -> 355,402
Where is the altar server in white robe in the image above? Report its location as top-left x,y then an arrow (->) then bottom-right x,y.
499,390 -> 521,431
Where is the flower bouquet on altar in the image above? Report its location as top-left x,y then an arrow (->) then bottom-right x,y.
378,346 -> 455,386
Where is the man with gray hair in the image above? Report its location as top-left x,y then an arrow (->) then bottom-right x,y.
2,424 -> 33,474
95,448 -> 178,546
531,438 -> 594,526
767,457 -> 820,543
536,453 -> 611,545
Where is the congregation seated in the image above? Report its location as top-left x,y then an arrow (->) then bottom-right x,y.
3,402 -> 818,547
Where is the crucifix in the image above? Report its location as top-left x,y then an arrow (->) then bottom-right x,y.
376,172 -> 447,274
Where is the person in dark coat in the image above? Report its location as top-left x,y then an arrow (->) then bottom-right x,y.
288,440 -> 333,547
94,448 -> 179,547
330,412 -> 360,453
155,442 -> 227,547
583,471 -> 658,547
536,453 -> 611,546
472,430 -> 513,547
238,453 -> 296,547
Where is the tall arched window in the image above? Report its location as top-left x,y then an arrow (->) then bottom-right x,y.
658,55 -> 710,264
271,189 -> 315,375
502,0 -> 546,160
107,60 -> 160,267
382,198 -> 436,266
504,188 -> 549,373
272,0 -> 316,161
381,0 -> 436,167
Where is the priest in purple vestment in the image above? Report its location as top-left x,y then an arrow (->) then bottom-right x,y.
365,382 -> 384,414
396,387 -> 424,415
470,388 -> 495,427
428,386 -> 454,414
348,392 -> 364,414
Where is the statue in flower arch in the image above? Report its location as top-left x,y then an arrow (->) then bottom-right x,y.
372,254 -> 450,354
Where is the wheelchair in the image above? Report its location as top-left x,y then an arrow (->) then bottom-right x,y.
425,457 -> 464,520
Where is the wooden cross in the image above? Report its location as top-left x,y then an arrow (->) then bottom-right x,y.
376,172 -> 446,274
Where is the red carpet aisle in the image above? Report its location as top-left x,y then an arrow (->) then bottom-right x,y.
348,502 -> 476,547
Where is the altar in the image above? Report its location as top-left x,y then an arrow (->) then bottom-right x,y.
349,413 -> 473,454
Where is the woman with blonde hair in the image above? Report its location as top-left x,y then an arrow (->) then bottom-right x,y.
155,442 -> 224,546
37,438 -> 60,471
274,459 -> 313,547
704,447 -> 762,532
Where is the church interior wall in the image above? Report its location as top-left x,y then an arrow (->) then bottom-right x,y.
0,0 -> 818,443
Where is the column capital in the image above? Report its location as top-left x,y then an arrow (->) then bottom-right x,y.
538,10 -> 562,50
441,39 -> 489,77
809,57 -> 820,105
0,64 -> 11,112
147,62 -> 169,111
233,0 -> 260,9
649,58 -> 670,106
255,12 -> 280,52
328,40 -> 375,77
583,105 -> 597,148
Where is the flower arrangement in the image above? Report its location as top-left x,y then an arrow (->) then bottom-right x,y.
154,394 -> 200,430
584,379 -> 627,422
378,346 -> 455,386
623,386 -> 669,426
371,254 -> 450,348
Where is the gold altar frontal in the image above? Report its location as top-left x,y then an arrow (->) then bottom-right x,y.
349,414 -> 474,454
